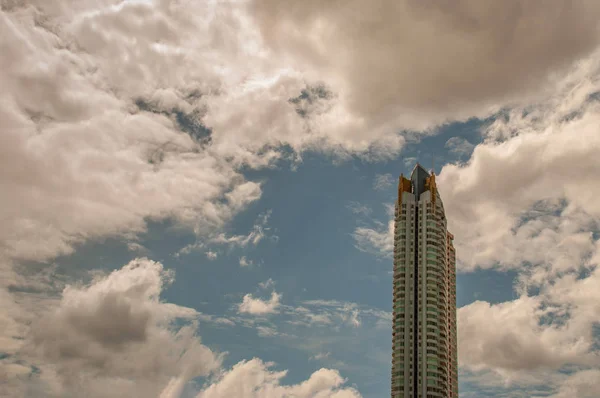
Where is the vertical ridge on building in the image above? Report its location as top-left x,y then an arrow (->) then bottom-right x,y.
391,163 -> 458,398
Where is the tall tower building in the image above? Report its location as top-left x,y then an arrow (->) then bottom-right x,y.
391,163 -> 458,398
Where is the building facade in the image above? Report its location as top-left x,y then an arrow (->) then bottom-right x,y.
391,164 -> 458,398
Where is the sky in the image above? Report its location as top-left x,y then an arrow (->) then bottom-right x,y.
1,1 -> 600,397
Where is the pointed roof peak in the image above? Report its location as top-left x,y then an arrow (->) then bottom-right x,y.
410,162 -> 430,178
409,162 -> 431,198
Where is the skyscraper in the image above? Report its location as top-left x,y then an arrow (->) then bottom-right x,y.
391,163 -> 458,398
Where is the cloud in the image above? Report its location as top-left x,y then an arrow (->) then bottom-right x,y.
238,291 -> 281,315
127,242 -> 150,254
15,0 -> 558,173
543,369 -> 600,398
209,211 -> 278,248
207,207 -> 272,247
205,251 -> 218,260
239,256 -> 253,267
437,51 -> 600,271
458,297 -> 591,373
288,307 -> 334,327
458,368 -> 566,398
346,202 -> 372,217
196,313 -> 236,328
233,297 -> 386,334
256,325 -> 279,337
403,157 -> 417,168
445,136 -> 475,157
311,352 -> 331,361
352,220 -> 394,257
297,300 -> 368,329
372,174 -> 394,191
196,296 -> 390,392
250,0 -> 600,129
195,358 -> 361,398
210,229 -> 264,248
177,211 -> 276,257
345,310 -> 361,328
19,258 -> 222,397
258,278 -> 275,290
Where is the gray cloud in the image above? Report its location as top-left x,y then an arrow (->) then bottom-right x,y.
2,258 -> 222,397
250,0 -> 600,127
61,290 -> 151,348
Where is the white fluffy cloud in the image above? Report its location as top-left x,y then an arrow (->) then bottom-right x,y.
239,291 -> 282,315
239,256 -> 254,267
196,358 -> 361,398
205,251 -> 218,260
458,297 -> 595,374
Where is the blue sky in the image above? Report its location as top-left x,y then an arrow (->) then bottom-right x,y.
2,1 -> 600,398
